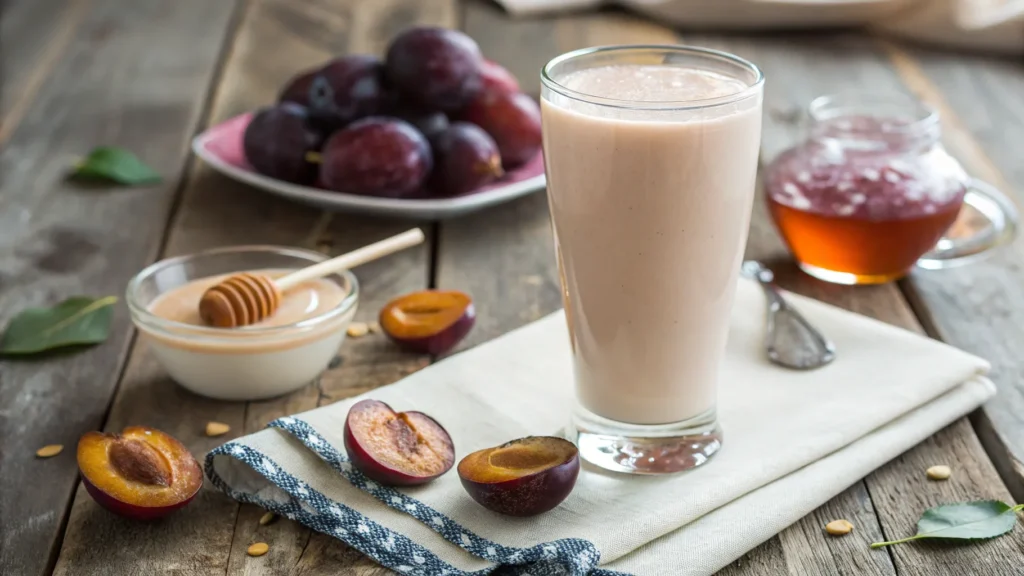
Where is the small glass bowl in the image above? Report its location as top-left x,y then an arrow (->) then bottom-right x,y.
127,246 -> 359,400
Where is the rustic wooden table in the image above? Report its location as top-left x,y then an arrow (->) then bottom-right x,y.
3,0 -> 1024,574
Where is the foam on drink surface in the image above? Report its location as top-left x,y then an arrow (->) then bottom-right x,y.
561,65 -> 746,101
550,65 -> 752,122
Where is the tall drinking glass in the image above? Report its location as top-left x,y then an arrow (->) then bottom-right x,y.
540,46 -> 764,474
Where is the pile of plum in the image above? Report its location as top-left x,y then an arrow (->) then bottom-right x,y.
243,27 -> 542,199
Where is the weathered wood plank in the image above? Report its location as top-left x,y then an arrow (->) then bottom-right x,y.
868,418 -> 1024,574
0,2 -> 238,575
880,40 -> 1024,504
50,1 -> 442,574
709,32 -> 1024,576
0,0 -> 90,145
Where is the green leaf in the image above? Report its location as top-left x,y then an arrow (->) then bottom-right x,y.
70,147 -> 161,185
0,296 -> 118,355
871,501 -> 1024,548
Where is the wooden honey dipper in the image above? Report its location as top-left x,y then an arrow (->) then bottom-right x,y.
199,228 -> 425,328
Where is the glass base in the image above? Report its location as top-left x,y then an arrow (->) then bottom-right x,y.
570,406 -> 722,475
798,262 -> 908,285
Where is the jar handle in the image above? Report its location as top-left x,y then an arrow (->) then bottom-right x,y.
917,179 -> 1019,269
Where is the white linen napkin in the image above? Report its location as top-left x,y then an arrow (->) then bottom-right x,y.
207,278 -> 993,575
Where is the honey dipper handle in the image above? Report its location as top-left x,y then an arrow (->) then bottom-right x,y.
275,228 -> 425,291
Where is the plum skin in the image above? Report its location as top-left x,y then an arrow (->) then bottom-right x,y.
77,427 -> 203,520
243,103 -> 322,184
381,301 -> 476,355
385,27 -> 484,112
279,68 -> 317,107
430,122 -> 503,197
385,100 -> 450,143
480,59 -> 519,94
308,55 -> 391,125
458,441 -> 580,517
459,91 -> 542,169
81,476 -> 200,520
320,116 -> 433,198
343,400 -> 455,486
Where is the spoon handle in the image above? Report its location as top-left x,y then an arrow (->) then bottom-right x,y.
275,228 -> 425,291
742,261 -> 836,370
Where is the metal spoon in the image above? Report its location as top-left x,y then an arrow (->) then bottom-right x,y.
741,260 -> 836,370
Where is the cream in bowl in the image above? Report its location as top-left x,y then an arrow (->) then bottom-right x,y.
127,246 -> 358,400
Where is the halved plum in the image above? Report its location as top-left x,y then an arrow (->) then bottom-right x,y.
379,290 -> 475,355
458,436 -> 579,517
77,426 -> 203,520
343,399 -> 455,486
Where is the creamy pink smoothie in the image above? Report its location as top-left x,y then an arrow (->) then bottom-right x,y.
542,64 -> 763,425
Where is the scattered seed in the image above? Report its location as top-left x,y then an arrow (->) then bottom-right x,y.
205,422 -> 231,437
36,445 -> 63,458
347,322 -> 369,337
825,519 -> 854,536
247,542 -> 269,557
926,465 -> 952,480
259,512 -> 276,526
367,321 -> 381,334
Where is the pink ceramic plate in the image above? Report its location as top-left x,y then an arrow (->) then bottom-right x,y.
192,113 -> 547,219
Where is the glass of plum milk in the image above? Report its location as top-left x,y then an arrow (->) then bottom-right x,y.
765,93 -> 1017,285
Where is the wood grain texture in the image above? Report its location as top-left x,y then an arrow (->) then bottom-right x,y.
867,418 -> 1024,575
0,2 -> 238,575
50,1 -> 443,575
0,0 -> 90,145
881,41 -> 1024,504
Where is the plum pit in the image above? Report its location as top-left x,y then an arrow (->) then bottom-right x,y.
77,426 -> 202,520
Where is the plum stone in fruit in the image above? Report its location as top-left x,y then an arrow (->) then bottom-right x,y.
430,122 -> 503,196
320,117 -> 432,198
77,426 -> 203,520
243,103 -> 322,185
385,27 -> 483,112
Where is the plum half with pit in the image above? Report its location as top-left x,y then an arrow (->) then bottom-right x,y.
458,436 -> 579,517
243,103 -> 323,185
385,27 -> 483,112
77,426 -> 203,520
430,122 -> 503,196
343,399 -> 455,486
460,90 -> 542,169
379,290 -> 475,355
320,117 -> 433,198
